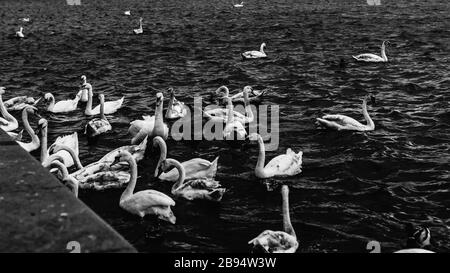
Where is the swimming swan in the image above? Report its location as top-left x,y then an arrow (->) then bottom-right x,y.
83,83 -> 124,115
165,88 -> 188,119
216,85 -> 265,104
353,41 -> 389,63
44,92 -> 81,113
316,95 -> 375,132
0,87 -> 19,132
85,94 -> 112,137
242,43 -> 267,59
133,17 -> 143,35
158,158 -> 226,202
249,185 -> 299,253
249,133 -> 302,179
153,136 -> 219,182
116,151 -> 176,223
16,27 -> 24,38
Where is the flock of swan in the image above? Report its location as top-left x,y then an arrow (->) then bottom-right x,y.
4,5 -> 436,253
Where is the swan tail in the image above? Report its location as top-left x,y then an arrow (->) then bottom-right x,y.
208,188 -> 226,202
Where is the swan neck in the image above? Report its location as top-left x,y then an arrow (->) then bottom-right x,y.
362,100 -> 374,130
226,100 -> 234,123
22,109 -> 39,145
260,44 -> 265,53
100,96 -> 106,120
54,145 -> 83,169
121,154 -> 138,201
282,186 -> 296,237
50,161 -> 69,179
40,126 -> 48,162
0,93 -> 16,123
155,139 -> 167,176
169,159 -> 185,192
381,43 -> 387,61
255,135 -> 266,172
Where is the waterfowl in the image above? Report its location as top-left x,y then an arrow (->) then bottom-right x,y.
353,41 -> 389,62
153,136 -> 219,182
48,132 -> 80,168
16,27 -> 24,38
79,75 -> 89,102
7,130 -> 23,141
84,83 -> 124,116
47,160 -> 79,197
208,86 -> 255,124
316,95 -> 375,132
249,185 -> 299,253
16,106 -> 40,152
129,92 -> 168,144
158,158 -> 226,202
0,87 -> 19,132
116,151 -> 176,223
85,94 -> 112,137
249,133 -> 302,179
4,95 -> 41,111
233,1 -> 244,8
45,92 -> 81,113
124,10 -> 131,16
223,96 -> 247,139
405,223 -> 431,249
165,88 -> 187,119
242,43 -> 267,59
218,85 -> 266,104
133,17 -> 143,35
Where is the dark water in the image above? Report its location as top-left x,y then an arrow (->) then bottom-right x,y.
1,0 -> 449,253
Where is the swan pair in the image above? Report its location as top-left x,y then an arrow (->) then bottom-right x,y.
165,88 -> 188,119
242,43 -> 267,59
316,95 -> 375,132
249,185 -> 299,253
128,92 -> 169,144
353,41 -> 389,63
215,85 -> 265,104
133,18 -> 143,34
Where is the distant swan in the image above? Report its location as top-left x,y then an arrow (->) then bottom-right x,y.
165,88 -> 188,119
217,85 -> 266,104
242,43 -> 267,59
16,27 -> 24,38
45,92 -> 81,113
83,83 -> 124,115
85,94 -> 112,137
124,10 -> 131,16
233,1 -> 244,8
353,41 -> 389,62
0,87 -> 19,132
129,92 -> 168,144
153,136 -> 219,182
16,106 -> 40,152
249,185 -> 299,253
133,17 -> 143,35
249,133 -> 302,179
158,158 -> 226,202
116,151 -> 176,223
316,95 -> 375,131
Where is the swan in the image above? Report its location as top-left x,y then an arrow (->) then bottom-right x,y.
20,18 -> 30,22
133,17 -> 143,35
223,97 -> 247,139
79,75 -> 89,102
249,133 -> 302,179
124,10 -> 131,16
4,95 -> 41,111
45,92 -> 81,113
208,86 -> 254,124
129,92 -> 168,144
36,118 -> 64,168
316,95 -> 375,132
165,88 -> 188,119
0,87 -> 19,132
83,83 -> 124,116
16,27 -> 24,38
158,158 -> 226,202
48,132 -> 80,168
46,160 -> 79,197
242,43 -> 267,59
85,94 -> 112,137
249,185 -> 299,253
233,1 -> 244,8
115,151 -> 176,223
217,85 -> 265,104
153,136 -> 219,182
16,106 -> 40,152
353,41 -> 389,62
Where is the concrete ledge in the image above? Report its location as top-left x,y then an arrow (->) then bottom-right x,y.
0,129 -> 136,253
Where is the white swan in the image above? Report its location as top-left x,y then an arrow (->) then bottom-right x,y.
129,92 -> 168,144
46,160 -> 79,197
116,151 -> 176,223
20,18 -> 30,22
16,27 -> 24,38
249,185 -> 299,253
153,136 -> 219,182
316,95 -> 375,132
207,86 -> 254,124
4,95 -> 41,111
0,87 -> 19,132
124,10 -> 131,16
79,75 -> 89,102
242,43 -> 267,59
133,17 -> 143,35
158,158 -> 226,202
249,133 -> 302,178
353,41 -> 389,62
217,85 -> 265,104
83,83 -> 124,116
233,1 -> 244,8
45,92 -> 81,113
48,132 -> 80,168
16,106 -> 40,152
223,96 -> 247,139
165,88 -> 187,119
85,94 -> 112,137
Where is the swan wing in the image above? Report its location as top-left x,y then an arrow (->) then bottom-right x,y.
249,230 -> 298,253
242,50 -> 266,59
130,190 -> 175,207
78,171 -> 131,190
394,248 -> 435,253
128,115 -> 155,137
52,98 -> 79,112
319,114 -> 364,130
264,149 -> 302,176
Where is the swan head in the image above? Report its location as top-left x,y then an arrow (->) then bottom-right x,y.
38,118 -> 48,129
167,87 -> 175,96
81,75 -> 87,83
98,93 -> 105,101
364,94 -> 376,106
44,93 -> 53,101
139,17 -> 143,22
0,87 -> 5,95
156,92 -> 163,107
152,136 -> 165,148
112,150 -> 133,166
